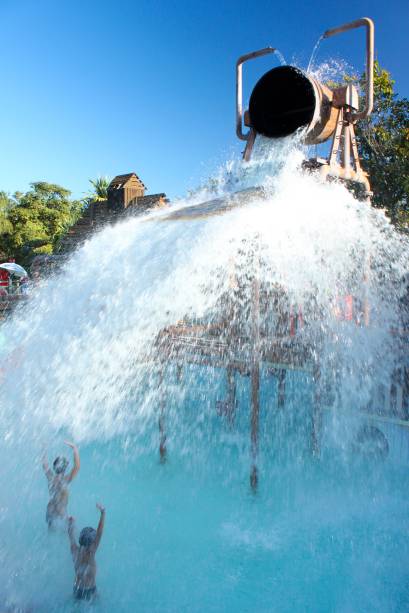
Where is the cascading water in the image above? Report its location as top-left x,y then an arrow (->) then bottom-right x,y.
1,135 -> 409,612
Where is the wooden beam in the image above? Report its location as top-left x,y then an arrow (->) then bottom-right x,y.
176,364 -> 183,384
250,361 -> 260,491
311,365 -> 321,457
227,366 -> 236,425
158,367 -> 167,463
250,277 -> 261,492
277,369 -> 286,409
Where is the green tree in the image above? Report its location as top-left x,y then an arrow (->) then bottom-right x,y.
0,192 -> 13,231
355,61 -> 409,226
2,182 -> 83,265
0,192 -> 15,259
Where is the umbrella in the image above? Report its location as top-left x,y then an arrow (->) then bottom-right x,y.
0,263 -> 28,278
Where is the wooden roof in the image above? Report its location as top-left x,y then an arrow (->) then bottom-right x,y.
108,173 -> 146,190
137,193 -> 168,207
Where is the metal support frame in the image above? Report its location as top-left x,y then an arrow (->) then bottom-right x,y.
315,107 -> 372,199
322,18 -> 374,121
235,18 -> 375,197
307,18 -> 374,198
243,129 -> 257,162
236,47 -> 277,160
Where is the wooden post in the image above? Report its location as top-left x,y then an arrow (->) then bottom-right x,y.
176,363 -> 183,384
250,362 -> 260,491
158,367 -> 167,463
223,366 -> 237,425
363,253 -> 371,327
277,369 -> 286,409
311,364 -> 321,457
250,277 -> 260,492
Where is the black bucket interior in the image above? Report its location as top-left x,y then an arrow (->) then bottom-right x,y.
249,65 -> 316,138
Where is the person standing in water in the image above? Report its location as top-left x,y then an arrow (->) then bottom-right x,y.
67,503 -> 106,601
42,441 -> 80,528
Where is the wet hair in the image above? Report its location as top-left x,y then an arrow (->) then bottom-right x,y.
53,456 -> 68,474
79,527 -> 97,548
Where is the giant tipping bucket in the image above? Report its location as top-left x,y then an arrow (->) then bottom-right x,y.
236,18 -> 374,198
248,65 -> 338,144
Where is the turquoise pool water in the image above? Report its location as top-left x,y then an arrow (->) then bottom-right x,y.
1,146 -> 409,612
1,363 -> 409,612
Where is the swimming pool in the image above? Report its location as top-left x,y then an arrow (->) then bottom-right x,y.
1,146 -> 408,612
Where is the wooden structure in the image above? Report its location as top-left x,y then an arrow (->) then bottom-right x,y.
59,173 -> 168,254
107,173 -> 146,210
155,278 -> 320,492
153,267 -> 409,488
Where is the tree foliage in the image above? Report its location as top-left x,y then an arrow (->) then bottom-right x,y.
355,61 -> 409,226
0,192 -> 15,260
0,182 -> 83,265
0,192 -> 14,233
86,176 -> 110,204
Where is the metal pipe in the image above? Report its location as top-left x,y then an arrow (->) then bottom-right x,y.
322,17 -> 374,120
236,47 -> 276,141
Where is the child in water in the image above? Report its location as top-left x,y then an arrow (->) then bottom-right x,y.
67,504 -> 106,601
42,441 -> 80,528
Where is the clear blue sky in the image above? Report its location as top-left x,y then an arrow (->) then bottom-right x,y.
0,0 -> 407,200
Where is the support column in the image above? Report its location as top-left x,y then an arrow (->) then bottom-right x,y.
311,364 -> 321,457
329,108 -> 343,168
363,253 -> 371,327
243,128 -> 257,162
343,123 -> 352,180
250,361 -> 260,491
277,369 -> 286,409
158,367 -> 167,463
250,277 -> 260,492
226,366 -> 237,425
176,363 -> 183,384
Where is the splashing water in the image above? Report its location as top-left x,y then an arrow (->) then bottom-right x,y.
308,57 -> 359,88
1,138 -> 409,613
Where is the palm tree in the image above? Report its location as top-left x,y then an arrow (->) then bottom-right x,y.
86,176 -> 110,205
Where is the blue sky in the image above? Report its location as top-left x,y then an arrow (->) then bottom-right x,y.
0,0 -> 407,200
